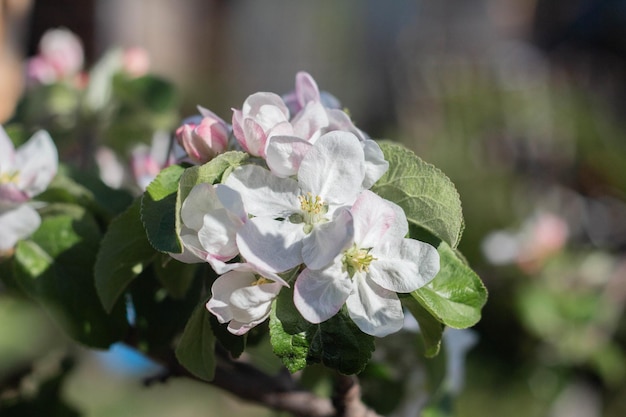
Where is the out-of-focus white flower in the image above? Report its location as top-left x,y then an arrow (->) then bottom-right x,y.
130,131 -> 176,191
0,127 -> 58,252
481,211 -> 569,270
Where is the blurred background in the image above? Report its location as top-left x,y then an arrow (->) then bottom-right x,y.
2,0 -> 626,416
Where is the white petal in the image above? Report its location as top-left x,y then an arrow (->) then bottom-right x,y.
298,131 -> 365,205
181,183 -> 220,231
176,229 -> 210,261
206,271 -> 255,323
361,139 -> 389,189
291,101 -> 328,140
197,208 -> 240,260
266,136 -> 313,178
302,208 -> 353,270
215,184 -> 247,222
0,204 -> 41,251
346,274 -> 404,337
369,238 -> 440,293
15,130 -> 58,198
293,263 -> 354,323
225,165 -> 300,218
236,217 -> 304,273
295,71 -> 320,106
229,282 -> 281,323
351,190 -> 398,249
242,118 -> 268,157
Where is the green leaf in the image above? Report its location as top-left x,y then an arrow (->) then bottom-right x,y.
95,198 -> 157,313
153,254 -> 199,299
270,287 -> 375,375
129,268 -> 202,351
372,142 -> 464,248
209,315 -> 246,359
175,301 -> 216,381
176,151 -> 249,203
141,164 -> 186,253
13,204 -> 128,348
401,296 -> 444,357
411,242 -> 487,329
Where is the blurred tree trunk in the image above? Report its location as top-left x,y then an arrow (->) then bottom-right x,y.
0,0 -> 32,123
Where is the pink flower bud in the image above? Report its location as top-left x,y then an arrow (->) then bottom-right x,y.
176,113 -> 229,164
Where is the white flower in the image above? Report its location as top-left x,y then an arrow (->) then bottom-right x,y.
0,127 -> 58,252
231,92 -> 293,158
206,264 -> 287,335
0,205 -> 42,253
226,131 -> 368,273
293,190 -> 440,337
172,182 -> 247,274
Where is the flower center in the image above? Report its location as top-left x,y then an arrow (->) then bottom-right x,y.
289,192 -> 329,234
251,276 -> 273,286
0,170 -> 20,185
342,244 -> 377,278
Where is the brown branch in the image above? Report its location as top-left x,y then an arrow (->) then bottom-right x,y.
333,374 -> 383,417
142,342 -> 382,417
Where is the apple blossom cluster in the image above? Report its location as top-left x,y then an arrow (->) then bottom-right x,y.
0,127 -> 58,254
172,72 -> 440,337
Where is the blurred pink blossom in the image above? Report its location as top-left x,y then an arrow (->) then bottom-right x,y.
27,28 -> 84,84
122,47 -> 150,78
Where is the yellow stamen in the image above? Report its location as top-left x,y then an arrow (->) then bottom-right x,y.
343,244 -> 377,278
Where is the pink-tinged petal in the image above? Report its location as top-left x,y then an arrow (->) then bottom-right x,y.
181,183 -> 220,231
225,165 -> 300,218
0,184 -> 28,205
15,130 -> 58,198
294,262 -> 354,323
214,184 -> 247,223
231,108 -> 244,143
266,135 -> 313,178
325,109 -> 368,141
197,208 -> 241,261
0,204 -> 41,251
369,239 -> 440,293
236,217 -> 304,273
302,208 -> 353,270
175,229 -> 210,262
295,71 -> 321,107
351,191 -> 397,249
346,274 -> 404,337
206,269 -> 283,335
242,92 -> 290,127
298,131 -> 365,206
291,101 -> 328,141
229,282 -> 282,323
207,271 -> 256,323
242,118 -> 268,157
0,126 -> 16,169
361,139 -> 389,189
